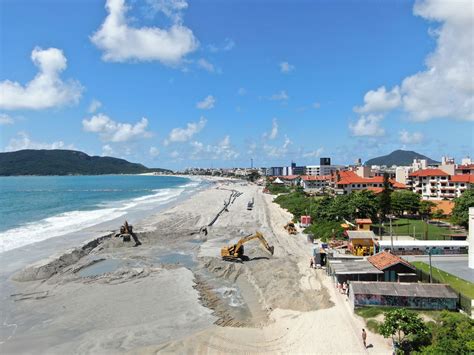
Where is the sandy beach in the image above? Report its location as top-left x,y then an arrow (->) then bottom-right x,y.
1,178 -> 392,354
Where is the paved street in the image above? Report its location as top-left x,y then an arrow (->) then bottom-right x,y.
404,255 -> 473,283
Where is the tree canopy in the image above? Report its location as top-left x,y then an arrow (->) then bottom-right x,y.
379,309 -> 429,349
451,189 -> 474,228
391,190 -> 421,216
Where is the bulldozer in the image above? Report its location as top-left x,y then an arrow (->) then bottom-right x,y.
221,231 -> 274,261
284,221 -> 297,235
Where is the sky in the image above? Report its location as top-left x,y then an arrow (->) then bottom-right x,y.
0,0 -> 473,170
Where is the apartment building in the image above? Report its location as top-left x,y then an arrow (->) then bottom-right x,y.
407,168 -> 473,200
334,170 -> 406,194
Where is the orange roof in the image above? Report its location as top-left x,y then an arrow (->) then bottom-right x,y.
431,200 -> 454,215
336,170 -> 406,189
301,175 -> 331,181
409,168 -> 449,177
367,251 -> 414,271
355,218 -> 372,224
279,175 -> 300,180
450,174 -> 474,183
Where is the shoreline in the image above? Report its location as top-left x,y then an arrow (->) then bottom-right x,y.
1,179 -> 392,354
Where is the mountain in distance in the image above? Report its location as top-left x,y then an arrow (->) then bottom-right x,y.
365,149 -> 440,167
0,149 -> 172,176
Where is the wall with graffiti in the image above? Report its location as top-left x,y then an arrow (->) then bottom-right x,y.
352,293 -> 457,310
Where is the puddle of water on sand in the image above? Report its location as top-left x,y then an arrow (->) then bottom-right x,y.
214,286 -> 245,307
158,252 -> 196,269
78,259 -> 144,277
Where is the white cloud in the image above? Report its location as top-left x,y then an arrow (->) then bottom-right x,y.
399,130 -> 424,144
145,0 -> 188,23
149,146 -> 160,156
190,135 -> 239,160
102,144 -> 114,156
263,135 -> 292,158
164,116 -> 206,144
349,114 -> 385,137
0,47 -> 83,110
303,147 -> 324,158
82,113 -> 152,142
263,118 -> 278,140
170,150 -> 180,158
313,102 -> 321,109
196,95 -> 215,110
237,87 -> 246,96
279,61 -> 295,73
208,38 -> 235,52
197,58 -> 215,72
4,132 -> 75,152
270,90 -> 289,101
354,0 -> 474,122
354,86 -> 401,113
88,99 -> 102,113
0,113 -> 14,125
91,0 -> 198,64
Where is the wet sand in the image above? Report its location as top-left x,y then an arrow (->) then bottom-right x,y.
1,179 -> 392,354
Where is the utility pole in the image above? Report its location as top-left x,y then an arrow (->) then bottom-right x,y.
390,216 -> 393,252
250,158 -> 253,169
428,248 -> 433,283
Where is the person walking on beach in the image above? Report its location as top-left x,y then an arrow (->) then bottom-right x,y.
362,328 -> 367,348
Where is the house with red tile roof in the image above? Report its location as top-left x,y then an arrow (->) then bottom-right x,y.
367,251 -> 415,282
407,168 -> 473,200
333,170 -> 407,194
300,175 -> 331,191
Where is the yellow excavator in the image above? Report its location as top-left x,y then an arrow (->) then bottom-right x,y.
221,231 -> 274,261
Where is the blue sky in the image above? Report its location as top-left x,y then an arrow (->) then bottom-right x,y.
1,0 -> 473,169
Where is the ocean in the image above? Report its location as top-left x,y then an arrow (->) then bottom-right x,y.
0,175 -> 202,253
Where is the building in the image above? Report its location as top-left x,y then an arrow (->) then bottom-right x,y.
266,167 -> 284,176
300,175 -> 331,191
306,164 -> 344,176
456,163 -> 474,175
328,260 -> 383,284
349,282 -> 458,311
407,168 -> 473,200
355,219 -> 372,231
347,230 -> 377,256
334,170 -> 406,194
367,251 -> 416,282
279,175 -> 301,186
320,157 -> 331,166
377,240 -> 469,255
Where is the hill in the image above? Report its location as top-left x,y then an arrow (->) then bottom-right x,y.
365,150 -> 439,167
0,149 -> 172,176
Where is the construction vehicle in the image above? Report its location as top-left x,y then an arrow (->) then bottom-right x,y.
284,221 -> 297,235
221,231 -> 274,261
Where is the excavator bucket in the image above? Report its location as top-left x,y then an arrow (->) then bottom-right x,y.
268,245 -> 275,255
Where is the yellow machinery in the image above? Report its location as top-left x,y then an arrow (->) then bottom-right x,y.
284,222 -> 297,235
221,232 -> 274,261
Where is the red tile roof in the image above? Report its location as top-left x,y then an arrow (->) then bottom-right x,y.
366,187 -> 383,194
301,175 -> 331,181
336,170 -> 406,189
355,219 -> 372,224
278,175 -> 300,180
409,168 -> 449,177
450,174 -> 474,183
367,251 -> 414,271
456,164 -> 474,170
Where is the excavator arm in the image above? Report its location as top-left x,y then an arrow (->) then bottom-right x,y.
221,232 -> 274,261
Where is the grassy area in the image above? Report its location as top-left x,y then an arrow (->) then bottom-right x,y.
373,218 -> 449,240
412,262 -> 474,299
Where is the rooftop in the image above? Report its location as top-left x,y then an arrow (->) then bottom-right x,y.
355,218 -> 372,224
409,168 -> 449,177
347,230 -> 376,240
367,251 -> 414,271
350,281 -> 458,299
450,174 -> 474,183
330,260 -> 383,275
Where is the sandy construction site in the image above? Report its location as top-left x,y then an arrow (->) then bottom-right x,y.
2,180 -> 392,354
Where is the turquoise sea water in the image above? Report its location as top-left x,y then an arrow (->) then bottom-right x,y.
0,175 -> 198,252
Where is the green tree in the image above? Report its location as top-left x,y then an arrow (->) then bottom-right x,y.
349,190 -> 379,221
379,309 -> 429,352
327,194 -> 354,221
419,200 -> 436,219
432,209 -> 445,220
451,189 -> 474,228
420,311 -> 474,354
247,170 -> 260,182
379,173 -> 392,221
391,190 -> 421,216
